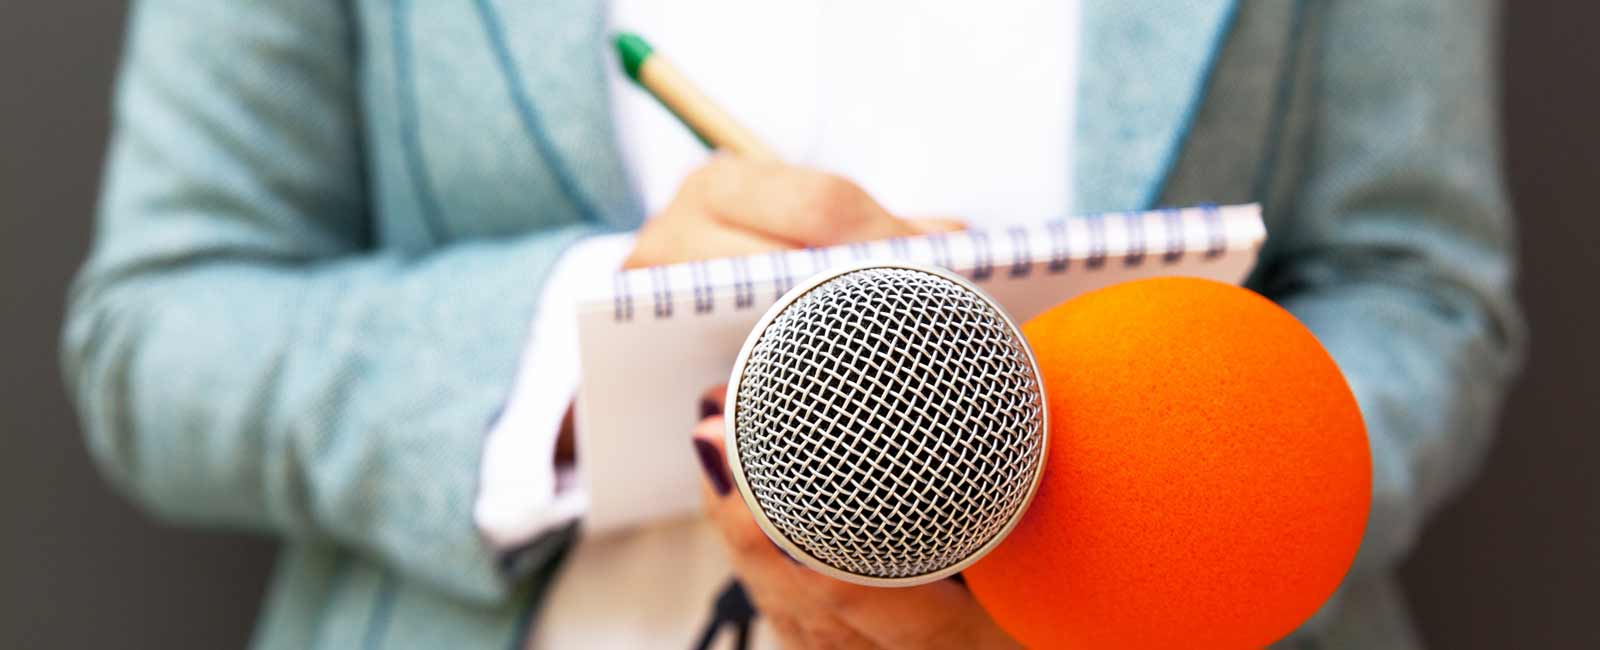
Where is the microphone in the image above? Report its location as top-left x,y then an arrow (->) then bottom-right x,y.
724,265 -> 1369,649
723,262 -> 1049,587
964,276 -> 1370,649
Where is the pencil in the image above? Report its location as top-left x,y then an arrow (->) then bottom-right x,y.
614,32 -> 779,161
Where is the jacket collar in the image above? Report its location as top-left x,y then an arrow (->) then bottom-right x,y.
481,0 -> 644,229
1073,0 -> 1241,213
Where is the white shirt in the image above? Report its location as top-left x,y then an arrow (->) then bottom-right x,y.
478,1 -> 1079,647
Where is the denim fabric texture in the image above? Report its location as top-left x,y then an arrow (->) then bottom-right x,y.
61,0 -> 1522,648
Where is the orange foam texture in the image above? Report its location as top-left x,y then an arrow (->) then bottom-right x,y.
966,277 -> 1371,650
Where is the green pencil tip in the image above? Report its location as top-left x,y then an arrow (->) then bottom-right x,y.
614,32 -> 653,82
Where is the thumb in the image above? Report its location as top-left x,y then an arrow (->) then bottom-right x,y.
692,417 -> 792,568
691,416 -> 734,501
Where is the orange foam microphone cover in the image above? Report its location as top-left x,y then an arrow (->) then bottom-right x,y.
965,277 -> 1371,649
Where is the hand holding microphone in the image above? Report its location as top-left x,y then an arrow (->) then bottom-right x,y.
704,263 -> 1371,649
691,264 -> 1036,649
693,410 -> 1021,650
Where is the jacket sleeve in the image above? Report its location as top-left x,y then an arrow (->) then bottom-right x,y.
1252,0 -> 1524,585
61,0 -> 594,604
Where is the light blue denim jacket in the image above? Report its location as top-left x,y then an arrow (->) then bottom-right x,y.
62,1 -> 1523,648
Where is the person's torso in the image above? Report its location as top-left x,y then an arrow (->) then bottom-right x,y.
257,2 -> 1410,648
343,0 -> 1296,255
545,2 -> 1080,646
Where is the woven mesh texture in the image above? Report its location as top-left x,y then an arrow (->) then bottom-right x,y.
733,267 -> 1045,579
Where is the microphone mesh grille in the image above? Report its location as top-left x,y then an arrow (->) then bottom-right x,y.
732,267 -> 1045,581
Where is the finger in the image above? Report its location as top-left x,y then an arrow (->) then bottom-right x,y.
762,612 -> 809,650
907,217 -> 969,234
692,422 -> 824,609
693,421 -> 778,567
827,580 -> 1010,650
691,422 -> 812,647
798,612 -> 878,650
623,220 -> 790,269
692,157 -> 921,246
694,418 -> 1000,649
699,383 -> 728,420
695,421 -> 917,649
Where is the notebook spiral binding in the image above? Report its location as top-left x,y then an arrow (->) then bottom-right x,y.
970,229 -> 993,281
1085,215 -> 1107,269
606,204 -> 1258,323
1008,227 -> 1032,278
691,261 -> 713,314
1162,209 -> 1186,264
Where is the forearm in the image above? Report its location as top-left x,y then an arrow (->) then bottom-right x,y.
1269,267 -> 1521,574
475,232 -> 638,550
1253,0 -> 1524,578
64,223 -> 596,603
63,0 -> 632,603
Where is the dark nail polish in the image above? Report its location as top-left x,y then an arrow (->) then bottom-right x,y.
699,397 -> 723,419
693,439 -> 732,496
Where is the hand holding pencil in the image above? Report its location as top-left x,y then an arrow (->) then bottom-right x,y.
612,32 -> 961,270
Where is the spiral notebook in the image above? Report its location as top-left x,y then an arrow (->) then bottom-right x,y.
574,204 -> 1266,533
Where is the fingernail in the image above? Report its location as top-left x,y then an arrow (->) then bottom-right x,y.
693,439 -> 732,496
699,397 -> 722,419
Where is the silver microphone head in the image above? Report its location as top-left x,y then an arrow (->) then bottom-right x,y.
725,262 -> 1048,587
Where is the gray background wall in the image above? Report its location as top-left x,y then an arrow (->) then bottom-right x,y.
1,3 -> 1593,648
